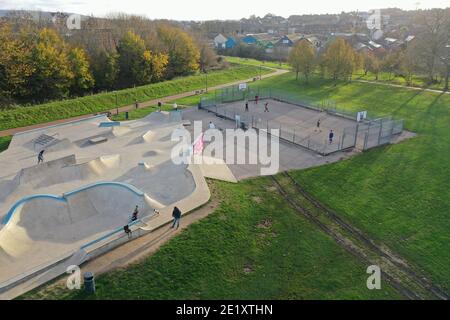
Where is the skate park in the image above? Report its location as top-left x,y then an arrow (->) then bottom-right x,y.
0,86 -> 408,299
0,110 -> 235,299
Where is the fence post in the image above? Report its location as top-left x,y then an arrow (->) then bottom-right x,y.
377,120 -> 383,145
390,122 -> 394,141
267,120 -> 269,132
363,132 -> 369,150
293,128 -> 295,143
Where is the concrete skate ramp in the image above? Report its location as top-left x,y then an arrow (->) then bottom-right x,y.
19,155 -> 76,184
0,155 -> 77,201
112,126 -> 131,137
1,155 -> 121,198
0,182 -> 153,285
197,156 -> 238,183
143,111 -> 171,124
142,130 -> 156,143
45,138 -> 73,152
140,124 -> 181,145
116,160 -> 196,206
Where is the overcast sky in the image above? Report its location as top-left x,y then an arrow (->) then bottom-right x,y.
1,0 -> 449,20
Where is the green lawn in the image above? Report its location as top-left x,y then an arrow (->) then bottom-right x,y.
0,64 -> 273,132
0,136 -> 12,152
24,178 -> 400,300
355,71 -> 447,91
225,56 -> 291,70
247,73 -> 450,294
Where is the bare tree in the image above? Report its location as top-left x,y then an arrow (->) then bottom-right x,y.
412,9 -> 450,86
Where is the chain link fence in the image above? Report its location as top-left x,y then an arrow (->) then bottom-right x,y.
361,117 -> 404,150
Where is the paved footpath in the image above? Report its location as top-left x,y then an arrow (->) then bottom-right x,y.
0,68 -> 288,138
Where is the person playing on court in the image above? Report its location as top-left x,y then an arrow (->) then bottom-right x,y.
37,150 -> 45,164
255,95 -> 259,104
316,119 -> 321,132
131,205 -> 139,221
245,101 -> 249,112
264,102 -> 269,112
209,121 -> 216,130
329,130 -> 334,144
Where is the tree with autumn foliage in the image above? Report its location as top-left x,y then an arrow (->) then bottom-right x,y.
117,30 -> 169,88
69,47 -> 95,95
157,24 -> 200,78
0,23 -> 34,101
27,28 -> 75,101
288,39 -> 316,82
323,38 -> 357,83
142,50 -> 169,83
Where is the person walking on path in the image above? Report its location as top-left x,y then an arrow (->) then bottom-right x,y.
255,95 -> 259,105
316,119 -> 321,132
173,102 -> 178,112
329,130 -> 334,144
37,150 -> 45,164
131,205 -> 139,222
135,100 -> 139,109
245,101 -> 249,112
264,102 -> 269,112
171,206 -> 182,229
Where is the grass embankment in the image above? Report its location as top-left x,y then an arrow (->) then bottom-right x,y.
247,72 -> 449,294
0,136 -> 12,152
24,178 -> 400,300
0,64 -> 273,132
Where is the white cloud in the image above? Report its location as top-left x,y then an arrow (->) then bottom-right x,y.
0,0 -> 449,20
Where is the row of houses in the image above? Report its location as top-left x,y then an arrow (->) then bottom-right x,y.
213,32 -> 323,54
213,31 -> 415,58
333,33 -> 416,56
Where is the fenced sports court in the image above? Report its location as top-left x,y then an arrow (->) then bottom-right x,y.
199,85 -> 404,156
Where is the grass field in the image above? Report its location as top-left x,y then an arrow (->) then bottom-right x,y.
243,73 -> 450,294
160,72 -> 450,295
355,71 -> 447,91
0,64 -> 273,132
23,178 -> 400,300
224,56 -> 291,70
